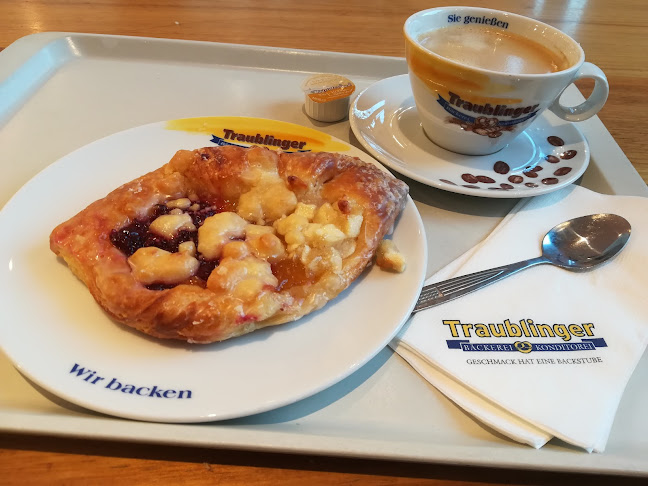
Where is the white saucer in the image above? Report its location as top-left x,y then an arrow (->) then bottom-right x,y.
350,75 -> 590,198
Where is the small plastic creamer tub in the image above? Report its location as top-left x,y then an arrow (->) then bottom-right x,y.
301,74 -> 356,122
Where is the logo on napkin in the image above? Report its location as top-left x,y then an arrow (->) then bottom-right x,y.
443,318 -> 608,359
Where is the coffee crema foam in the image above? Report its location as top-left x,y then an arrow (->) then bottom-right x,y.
419,26 -> 570,74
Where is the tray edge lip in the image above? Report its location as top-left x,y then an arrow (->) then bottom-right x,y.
2,409 -> 648,478
1,31 -> 408,68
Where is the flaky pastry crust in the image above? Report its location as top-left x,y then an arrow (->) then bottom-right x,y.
50,146 -> 408,343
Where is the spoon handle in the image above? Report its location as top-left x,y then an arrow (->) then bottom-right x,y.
413,257 -> 547,313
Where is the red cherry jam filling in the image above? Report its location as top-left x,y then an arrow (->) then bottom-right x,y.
110,202 -> 223,289
196,258 -> 219,281
110,219 -> 150,256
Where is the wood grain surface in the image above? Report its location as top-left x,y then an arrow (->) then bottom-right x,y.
1,0 -> 647,484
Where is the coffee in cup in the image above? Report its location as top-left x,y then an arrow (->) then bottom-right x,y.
404,8 -> 609,155
418,27 -> 570,75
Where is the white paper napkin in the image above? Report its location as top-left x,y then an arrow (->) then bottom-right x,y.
391,185 -> 648,452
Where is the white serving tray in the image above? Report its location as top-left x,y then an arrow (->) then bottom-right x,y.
1,33 -> 647,476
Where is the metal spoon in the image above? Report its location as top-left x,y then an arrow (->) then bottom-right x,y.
413,213 -> 631,313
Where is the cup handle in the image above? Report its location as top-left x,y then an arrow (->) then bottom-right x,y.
549,62 -> 609,122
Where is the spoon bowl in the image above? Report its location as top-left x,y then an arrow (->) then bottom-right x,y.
414,213 -> 632,312
542,213 -> 632,270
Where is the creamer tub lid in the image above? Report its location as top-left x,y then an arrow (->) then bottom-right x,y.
301,74 -> 355,122
301,74 -> 356,103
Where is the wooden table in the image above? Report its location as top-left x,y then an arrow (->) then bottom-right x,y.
1,1 -> 647,484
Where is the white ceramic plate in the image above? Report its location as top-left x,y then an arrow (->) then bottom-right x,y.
350,75 -> 590,198
0,117 -> 427,423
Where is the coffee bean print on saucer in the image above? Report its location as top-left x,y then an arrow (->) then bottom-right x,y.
545,135 -> 576,177
433,132 -> 585,196
494,161 -> 510,174
439,179 -> 456,185
554,167 -> 572,176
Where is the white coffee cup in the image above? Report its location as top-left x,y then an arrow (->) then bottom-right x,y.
404,7 -> 609,156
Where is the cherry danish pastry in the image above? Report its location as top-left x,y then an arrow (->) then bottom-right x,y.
50,146 -> 408,343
